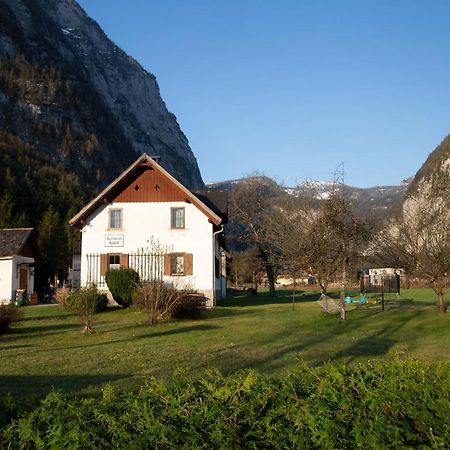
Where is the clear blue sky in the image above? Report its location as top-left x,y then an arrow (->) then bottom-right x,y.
78,0 -> 450,188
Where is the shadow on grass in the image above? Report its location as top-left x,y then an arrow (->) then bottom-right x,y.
1,323 -> 81,341
219,290 -> 327,307
218,308 -> 423,375
45,324 -> 221,353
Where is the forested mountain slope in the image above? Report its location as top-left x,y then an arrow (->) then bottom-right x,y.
0,0 -> 203,284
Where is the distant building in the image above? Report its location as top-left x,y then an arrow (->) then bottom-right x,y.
69,154 -> 228,306
0,228 -> 39,304
368,267 -> 404,286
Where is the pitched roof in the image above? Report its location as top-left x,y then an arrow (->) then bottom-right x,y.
192,189 -> 228,223
0,228 -> 36,257
70,154 -> 224,227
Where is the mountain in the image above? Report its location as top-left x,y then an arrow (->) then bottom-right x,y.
207,177 -> 408,220
404,134 -> 450,212
0,0 -> 203,189
0,0 -> 204,286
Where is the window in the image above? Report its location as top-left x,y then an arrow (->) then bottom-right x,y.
171,207 -> 185,229
109,209 -> 122,229
171,254 -> 184,275
109,254 -> 121,270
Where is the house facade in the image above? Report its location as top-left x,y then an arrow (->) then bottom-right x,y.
70,154 -> 228,306
0,228 -> 38,304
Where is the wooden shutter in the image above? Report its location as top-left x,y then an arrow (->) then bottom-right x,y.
100,254 -> 109,276
164,254 -> 171,276
184,253 -> 193,275
120,254 -> 129,268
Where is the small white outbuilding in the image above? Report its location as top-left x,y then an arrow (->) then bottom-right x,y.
0,228 -> 39,305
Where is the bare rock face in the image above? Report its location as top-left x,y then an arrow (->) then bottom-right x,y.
0,0 -> 203,188
403,134 -> 450,215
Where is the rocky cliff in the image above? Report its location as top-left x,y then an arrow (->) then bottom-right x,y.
404,134 -> 450,213
0,0 -> 203,189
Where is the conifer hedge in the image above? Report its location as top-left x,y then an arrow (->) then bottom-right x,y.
1,360 -> 449,448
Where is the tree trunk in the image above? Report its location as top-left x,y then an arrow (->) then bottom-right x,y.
252,272 -> 258,292
319,279 -> 328,295
339,260 -> 346,321
82,319 -> 93,333
292,277 -> 296,310
437,291 -> 447,314
260,251 -> 276,295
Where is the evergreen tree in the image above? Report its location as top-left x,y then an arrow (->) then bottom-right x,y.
38,207 -> 69,286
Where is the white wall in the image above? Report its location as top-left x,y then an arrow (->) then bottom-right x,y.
0,256 -> 34,304
0,258 -> 13,305
80,201 -> 215,297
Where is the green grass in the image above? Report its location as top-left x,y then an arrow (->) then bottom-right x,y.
1,288 -> 449,406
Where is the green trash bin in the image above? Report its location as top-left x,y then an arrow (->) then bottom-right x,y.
15,289 -> 27,307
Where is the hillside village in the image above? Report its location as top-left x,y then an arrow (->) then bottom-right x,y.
0,0 -> 449,447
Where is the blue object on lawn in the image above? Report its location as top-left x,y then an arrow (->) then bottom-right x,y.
360,295 -> 367,304
345,296 -> 352,303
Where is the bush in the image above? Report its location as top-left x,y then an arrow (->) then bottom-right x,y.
67,286 -> 107,333
171,294 -> 207,319
1,360 -> 449,448
133,280 -> 180,324
53,287 -> 70,307
105,268 -> 139,307
0,305 -> 23,334
66,288 -> 108,313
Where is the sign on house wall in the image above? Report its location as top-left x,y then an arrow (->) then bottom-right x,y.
105,235 -> 124,247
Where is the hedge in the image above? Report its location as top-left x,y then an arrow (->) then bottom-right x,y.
1,360 -> 449,449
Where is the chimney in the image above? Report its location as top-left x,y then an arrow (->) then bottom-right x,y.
151,155 -> 161,163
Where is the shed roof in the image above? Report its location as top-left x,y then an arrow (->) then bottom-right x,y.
0,228 -> 37,257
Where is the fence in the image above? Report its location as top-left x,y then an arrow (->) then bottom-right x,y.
86,250 -> 166,287
361,274 -> 401,300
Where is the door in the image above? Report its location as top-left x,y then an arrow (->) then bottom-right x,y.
19,268 -> 28,291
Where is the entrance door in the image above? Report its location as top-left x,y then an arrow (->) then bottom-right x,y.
19,268 -> 28,291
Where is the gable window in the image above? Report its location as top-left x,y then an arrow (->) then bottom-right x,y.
171,254 -> 185,275
109,254 -> 121,270
109,209 -> 122,229
171,207 -> 185,229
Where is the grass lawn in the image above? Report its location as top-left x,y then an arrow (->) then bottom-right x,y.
1,288 -> 449,406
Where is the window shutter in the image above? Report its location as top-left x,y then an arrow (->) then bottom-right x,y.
184,253 -> 193,275
164,254 -> 171,276
100,254 -> 109,276
120,254 -> 129,268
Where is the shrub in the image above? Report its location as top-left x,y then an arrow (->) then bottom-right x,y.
0,305 -> 23,334
66,288 -> 108,313
53,287 -> 70,307
133,280 -> 180,324
67,286 -> 107,333
1,360 -> 449,448
105,268 -> 139,307
171,294 -> 207,319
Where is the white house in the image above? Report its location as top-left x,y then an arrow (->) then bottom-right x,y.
69,154 -> 228,306
0,228 -> 38,305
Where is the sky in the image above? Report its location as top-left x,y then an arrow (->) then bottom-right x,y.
77,0 -> 450,188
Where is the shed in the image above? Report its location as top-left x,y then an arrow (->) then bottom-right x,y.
0,228 -> 39,304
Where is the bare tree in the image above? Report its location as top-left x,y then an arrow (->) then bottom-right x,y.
230,176 -> 281,294
269,192 -> 368,319
321,193 -> 369,320
229,248 -> 262,289
373,199 -> 449,314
